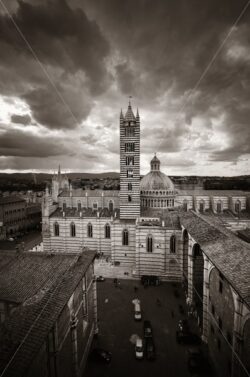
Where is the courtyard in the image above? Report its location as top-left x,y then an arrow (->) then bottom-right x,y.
85,279 -> 215,377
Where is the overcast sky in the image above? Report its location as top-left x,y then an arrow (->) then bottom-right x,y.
0,0 -> 250,175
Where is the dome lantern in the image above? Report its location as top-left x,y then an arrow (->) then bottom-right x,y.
150,153 -> 160,172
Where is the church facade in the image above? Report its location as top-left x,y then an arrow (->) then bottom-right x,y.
42,102 -> 250,376
42,101 -> 250,281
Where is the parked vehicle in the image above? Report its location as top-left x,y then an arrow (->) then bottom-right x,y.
145,338 -> 156,360
187,347 -> 203,373
96,276 -> 105,282
90,348 -> 112,363
135,338 -> 143,359
144,320 -> 153,338
176,329 -> 201,345
134,302 -> 142,321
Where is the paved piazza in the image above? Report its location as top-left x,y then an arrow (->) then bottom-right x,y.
85,279 -> 215,377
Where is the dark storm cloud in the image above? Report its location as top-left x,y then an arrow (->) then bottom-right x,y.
0,129 -> 68,157
83,0 -> 250,162
11,113 -> 31,125
115,62 -> 136,95
0,0 -> 111,128
142,124 -> 189,153
23,82 -> 92,129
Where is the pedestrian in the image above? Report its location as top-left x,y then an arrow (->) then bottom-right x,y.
134,286 -> 138,293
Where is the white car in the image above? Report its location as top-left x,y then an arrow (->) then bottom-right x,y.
134,302 -> 142,321
135,338 -> 143,359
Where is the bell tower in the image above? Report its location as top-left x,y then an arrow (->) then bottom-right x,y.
119,100 -> 141,219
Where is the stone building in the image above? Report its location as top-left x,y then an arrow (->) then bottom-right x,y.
41,102 -> 250,376
0,250 -> 97,377
0,196 -> 42,239
181,213 -> 250,377
0,196 -> 27,239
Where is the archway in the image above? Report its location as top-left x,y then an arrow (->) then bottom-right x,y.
183,230 -> 189,291
109,200 -> 114,212
242,317 -> 250,376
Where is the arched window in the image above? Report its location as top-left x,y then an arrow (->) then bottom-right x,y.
183,201 -> 188,212
128,183 -> 132,191
105,223 -> 111,239
170,235 -> 176,253
109,200 -> 114,212
193,243 -> 201,257
54,222 -> 59,237
235,200 -> 241,214
63,202 -> 66,211
122,229 -> 129,246
146,235 -> 153,252
77,202 -> 81,211
128,195 -> 132,202
87,223 -> 93,238
217,201 -> 222,213
70,222 -> 76,237
199,201 -> 204,213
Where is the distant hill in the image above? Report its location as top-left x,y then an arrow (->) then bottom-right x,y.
0,172 -> 120,182
0,173 -> 250,192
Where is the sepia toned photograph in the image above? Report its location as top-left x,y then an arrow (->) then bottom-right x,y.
0,1 -> 250,376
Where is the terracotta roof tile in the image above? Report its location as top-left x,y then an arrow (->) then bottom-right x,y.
0,250 -> 96,377
180,212 -> 250,307
50,207 -> 120,218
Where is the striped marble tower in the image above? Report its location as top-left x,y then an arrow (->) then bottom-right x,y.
119,101 -> 141,219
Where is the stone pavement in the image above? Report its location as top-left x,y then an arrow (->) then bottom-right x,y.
85,279 -> 215,377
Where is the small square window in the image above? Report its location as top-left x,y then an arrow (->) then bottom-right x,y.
217,338 -> 221,350
218,317 -> 223,330
211,304 -> 215,315
227,332 -> 232,345
219,281 -> 223,294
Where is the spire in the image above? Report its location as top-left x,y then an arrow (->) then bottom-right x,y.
136,108 -> 140,120
120,109 -> 124,120
125,98 -> 136,121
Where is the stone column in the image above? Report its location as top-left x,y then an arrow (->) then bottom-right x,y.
93,279 -> 99,334
71,313 -> 79,377
202,256 -> 210,343
187,241 -> 194,303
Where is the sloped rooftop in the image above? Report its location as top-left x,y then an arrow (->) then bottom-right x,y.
58,188 -> 119,197
0,250 -> 96,377
180,211 -> 250,307
50,207 -> 120,218
0,196 -> 25,205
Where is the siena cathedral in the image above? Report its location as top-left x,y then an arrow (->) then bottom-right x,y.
42,101 -> 250,376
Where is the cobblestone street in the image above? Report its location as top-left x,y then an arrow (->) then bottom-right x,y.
85,279 -> 215,377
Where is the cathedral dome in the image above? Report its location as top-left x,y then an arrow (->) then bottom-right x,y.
140,154 -> 176,210
140,170 -> 174,191
140,154 -> 174,192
